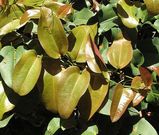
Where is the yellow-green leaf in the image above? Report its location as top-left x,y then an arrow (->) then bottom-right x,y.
57,66 -> 90,119
12,50 -> 42,96
0,81 -> 15,120
79,72 -> 109,120
144,0 -> 159,15
68,24 -> 97,63
0,19 -> 23,36
38,7 -> 68,59
42,70 -> 63,113
110,83 -> 134,122
117,0 -> 139,28
107,38 -> 133,69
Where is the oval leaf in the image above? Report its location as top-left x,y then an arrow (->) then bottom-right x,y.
12,50 -> 42,96
79,72 -> 109,120
139,67 -> 152,87
107,38 -> 133,69
0,46 -> 26,88
38,7 -> 68,59
131,76 -> 145,91
130,118 -> 158,135
57,4 -> 72,19
110,83 -> 134,122
144,0 -> 159,15
20,9 -> 40,25
0,81 -> 15,120
132,92 -> 145,106
57,66 -> 90,119
42,70 -> 63,113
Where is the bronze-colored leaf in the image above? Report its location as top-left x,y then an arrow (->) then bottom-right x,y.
57,4 -> 72,19
110,83 -> 134,122
144,0 -> 159,15
139,67 -> 152,87
132,92 -> 144,106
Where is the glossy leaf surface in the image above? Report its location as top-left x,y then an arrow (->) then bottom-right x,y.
117,0 -> 139,28
107,38 -> 133,69
57,66 -> 90,119
0,114 -> 14,128
110,84 -> 134,122
20,9 -> 40,25
79,73 -> 109,120
0,82 -> 15,120
12,50 -> 42,96
38,7 -> 68,59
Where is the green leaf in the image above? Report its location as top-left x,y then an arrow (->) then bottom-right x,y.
57,66 -> 90,119
0,81 -> 15,120
82,125 -> 98,135
20,9 -> 40,25
98,99 -> 112,116
38,7 -> 68,59
130,118 -> 158,135
0,114 -> 14,128
107,38 -> 133,69
0,46 -> 26,87
110,83 -> 134,122
68,25 -> 96,63
73,8 -> 94,25
45,117 -> 60,135
12,50 -> 42,96
117,0 -> 139,28
132,49 -> 144,67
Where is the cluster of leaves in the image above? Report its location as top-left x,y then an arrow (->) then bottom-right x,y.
0,0 -> 159,134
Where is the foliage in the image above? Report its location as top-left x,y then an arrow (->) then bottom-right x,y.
0,0 -> 159,134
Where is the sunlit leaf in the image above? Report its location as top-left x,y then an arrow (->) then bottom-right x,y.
107,38 -> 133,69
0,81 -> 15,120
110,83 -> 134,122
57,66 -> 90,119
78,72 -> 109,120
45,117 -> 60,135
57,4 -> 72,19
86,38 -> 106,73
131,76 -> 145,91
132,92 -> 145,106
139,67 -> 152,87
68,24 -> 97,63
12,50 -> 42,96
0,114 -> 14,128
130,118 -> 158,135
82,125 -> 98,135
0,46 -> 26,87
144,0 -> 159,15
0,19 -> 23,36
38,7 -> 68,59
20,9 -> 40,25
17,0 -> 44,7
42,70 -> 63,113
117,0 -> 139,28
